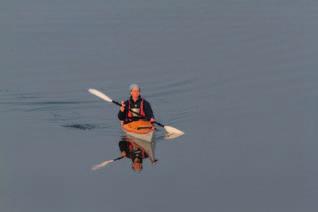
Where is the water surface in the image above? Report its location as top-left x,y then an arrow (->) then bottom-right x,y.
0,0 -> 316,211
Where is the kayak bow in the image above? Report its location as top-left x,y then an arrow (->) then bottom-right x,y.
121,120 -> 155,142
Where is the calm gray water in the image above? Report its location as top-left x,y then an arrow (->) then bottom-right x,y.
0,0 -> 316,211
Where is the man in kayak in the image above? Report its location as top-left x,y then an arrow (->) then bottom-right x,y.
118,84 -> 155,124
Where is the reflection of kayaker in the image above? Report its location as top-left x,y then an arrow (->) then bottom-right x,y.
118,84 -> 155,124
119,139 -> 152,173
91,137 -> 157,172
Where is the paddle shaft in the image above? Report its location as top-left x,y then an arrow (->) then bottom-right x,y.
114,156 -> 124,161
112,100 -> 165,128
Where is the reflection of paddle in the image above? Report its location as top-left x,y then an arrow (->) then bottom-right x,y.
91,156 -> 124,171
88,88 -> 185,138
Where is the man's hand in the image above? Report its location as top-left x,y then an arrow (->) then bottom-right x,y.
120,101 -> 125,112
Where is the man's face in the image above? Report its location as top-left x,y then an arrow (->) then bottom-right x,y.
130,88 -> 140,99
132,162 -> 142,172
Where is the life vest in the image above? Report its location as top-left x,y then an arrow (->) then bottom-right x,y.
127,98 -> 146,118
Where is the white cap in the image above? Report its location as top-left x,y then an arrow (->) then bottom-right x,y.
129,84 -> 140,91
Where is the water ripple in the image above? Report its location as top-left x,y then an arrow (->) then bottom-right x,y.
62,124 -> 97,130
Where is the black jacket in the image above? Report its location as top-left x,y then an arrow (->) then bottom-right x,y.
118,96 -> 154,122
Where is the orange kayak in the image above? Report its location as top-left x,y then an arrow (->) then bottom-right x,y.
121,120 -> 155,142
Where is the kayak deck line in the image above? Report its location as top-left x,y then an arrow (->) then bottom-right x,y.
137,126 -> 153,130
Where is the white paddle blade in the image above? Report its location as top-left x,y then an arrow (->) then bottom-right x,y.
163,126 -> 184,137
91,160 -> 114,171
88,88 -> 113,103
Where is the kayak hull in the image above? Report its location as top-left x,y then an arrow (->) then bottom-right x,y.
124,130 -> 154,142
121,120 -> 155,142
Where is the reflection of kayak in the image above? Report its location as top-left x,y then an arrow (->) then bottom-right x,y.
134,138 -> 156,163
125,136 -> 157,163
122,120 -> 155,142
